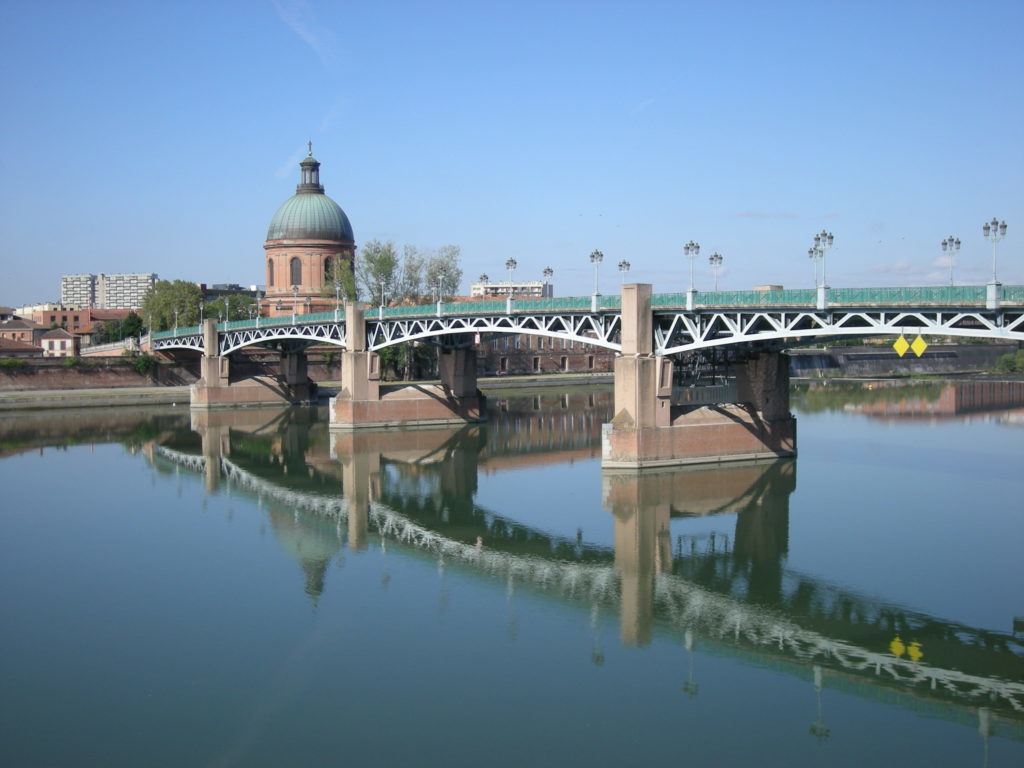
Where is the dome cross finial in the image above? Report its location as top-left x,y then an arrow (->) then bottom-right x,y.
307,140 -> 313,156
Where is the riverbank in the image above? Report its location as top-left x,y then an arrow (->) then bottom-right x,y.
0,373 -> 615,411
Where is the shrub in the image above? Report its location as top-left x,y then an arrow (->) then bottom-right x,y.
62,356 -> 82,368
132,354 -> 158,376
0,358 -> 26,370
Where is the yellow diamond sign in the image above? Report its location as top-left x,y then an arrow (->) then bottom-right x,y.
893,335 -> 910,357
911,335 -> 928,357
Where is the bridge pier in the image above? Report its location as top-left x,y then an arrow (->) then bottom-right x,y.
191,319 -> 317,408
602,284 -> 797,468
330,303 -> 485,430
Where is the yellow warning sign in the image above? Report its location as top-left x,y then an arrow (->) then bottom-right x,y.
893,335 -> 910,357
911,335 -> 928,357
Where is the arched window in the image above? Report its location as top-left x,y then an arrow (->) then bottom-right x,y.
267,259 -> 274,287
324,256 -> 334,285
290,257 -> 302,287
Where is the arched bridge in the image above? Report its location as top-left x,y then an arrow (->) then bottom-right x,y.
152,283 -> 1024,357
152,283 -> 1024,466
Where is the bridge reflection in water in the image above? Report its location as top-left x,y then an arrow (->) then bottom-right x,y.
147,387 -> 1024,745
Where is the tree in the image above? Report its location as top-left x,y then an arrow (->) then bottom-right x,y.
141,280 -> 204,331
423,245 -> 463,300
322,254 -> 357,302
204,294 -> 257,323
356,239 -> 400,304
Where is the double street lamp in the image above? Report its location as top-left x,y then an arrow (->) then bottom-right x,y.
982,218 -> 1008,284
505,258 -> 517,286
708,252 -> 723,292
941,236 -> 960,287
618,260 -> 630,284
684,241 -> 700,291
808,231 -> 834,287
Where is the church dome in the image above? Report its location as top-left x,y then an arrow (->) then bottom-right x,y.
266,147 -> 354,242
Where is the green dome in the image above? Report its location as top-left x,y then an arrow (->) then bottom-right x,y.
266,148 -> 354,242
266,192 -> 354,242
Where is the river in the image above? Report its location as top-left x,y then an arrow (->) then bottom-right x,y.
1,380 -> 1022,767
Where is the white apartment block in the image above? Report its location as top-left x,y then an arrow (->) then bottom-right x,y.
470,280 -> 553,299
60,273 -> 157,309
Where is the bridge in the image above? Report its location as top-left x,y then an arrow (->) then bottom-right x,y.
151,283 -> 1024,467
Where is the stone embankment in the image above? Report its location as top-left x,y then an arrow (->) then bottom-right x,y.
788,343 -> 1019,378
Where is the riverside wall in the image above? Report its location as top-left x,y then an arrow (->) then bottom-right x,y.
788,343 -> 1019,378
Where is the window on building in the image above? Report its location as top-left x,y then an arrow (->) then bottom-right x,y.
290,257 -> 302,287
588,355 -> 594,369
60,340 -> 66,350
514,335 -> 520,349
532,357 -> 540,372
499,357 -> 507,372
560,356 -> 568,371
324,256 -> 334,286
268,259 -> 275,287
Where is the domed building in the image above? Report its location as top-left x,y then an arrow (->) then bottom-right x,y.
263,145 -> 354,317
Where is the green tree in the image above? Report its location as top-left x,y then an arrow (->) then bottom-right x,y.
423,245 -> 463,300
322,254 -> 357,302
141,280 -> 204,331
204,294 -> 257,323
356,239 -> 400,304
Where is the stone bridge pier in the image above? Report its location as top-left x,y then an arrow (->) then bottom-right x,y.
330,302 -> 485,430
191,319 -> 316,408
602,284 -> 796,468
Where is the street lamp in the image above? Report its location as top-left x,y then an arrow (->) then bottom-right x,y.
808,247 -> 822,287
333,280 -> 341,322
811,231 -> 834,286
982,218 -> 1007,283
589,249 -> 603,295
479,273 -> 490,284
173,307 -> 179,331
684,241 -> 700,291
291,285 -> 298,324
941,236 -> 961,287
617,260 -> 630,285
708,252 -> 723,292
543,266 -> 553,282
505,258 -> 517,293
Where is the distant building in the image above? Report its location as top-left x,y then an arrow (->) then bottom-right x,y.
60,273 -> 157,309
0,307 -> 13,322
470,279 -> 553,299
0,337 -> 43,358
41,328 -> 79,358
0,318 -> 45,345
476,333 -> 613,376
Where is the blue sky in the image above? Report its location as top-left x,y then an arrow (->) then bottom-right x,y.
1,0 -> 1021,305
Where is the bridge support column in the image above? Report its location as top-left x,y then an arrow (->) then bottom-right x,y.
331,303 -> 485,430
602,284 -> 797,468
191,319 -> 317,408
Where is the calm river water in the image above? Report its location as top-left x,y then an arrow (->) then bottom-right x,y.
1,381 -> 1022,767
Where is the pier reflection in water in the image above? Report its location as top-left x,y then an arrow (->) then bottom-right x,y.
1,382 -> 1022,766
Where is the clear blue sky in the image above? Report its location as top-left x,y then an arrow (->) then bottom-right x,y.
2,0 -> 1021,305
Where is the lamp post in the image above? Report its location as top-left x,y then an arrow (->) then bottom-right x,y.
708,252 -> 723,292
479,273 -> 489,284
542,267 -> 553,298
589,250 -> 604,295
505,258 -> 517,291
941,236 -> 961,287
291,285 -> 298,324
808,247 -> 822,287
618,260 -> 630,285
982,218 -> 1007,284
173,307 -> 179,332
811,230 -> 834,286
334,280 -> 341,322
543,266 -> 553,282
684,241 -> 700,291
254,291 -> 261,327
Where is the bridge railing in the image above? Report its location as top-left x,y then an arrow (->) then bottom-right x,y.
830,286 -> 987,304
